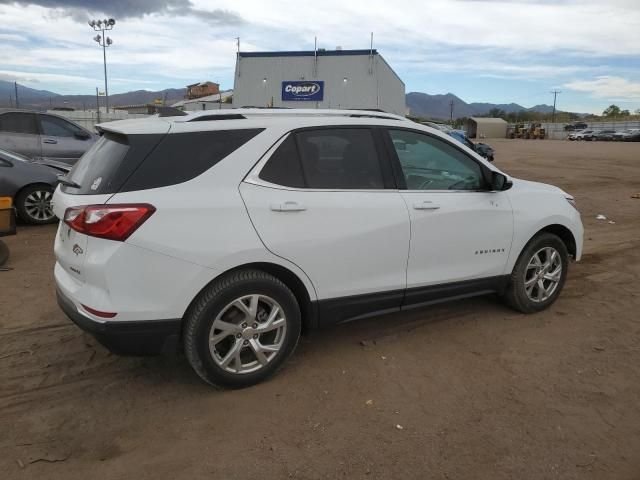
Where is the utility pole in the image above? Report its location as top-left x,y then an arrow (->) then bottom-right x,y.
89,18 -> 116,113
449,99 -> 454,123
14,82 -> 19,109
550,90 -> 561,123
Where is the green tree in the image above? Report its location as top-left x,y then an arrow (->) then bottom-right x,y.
602,105 -> 621,117
635,108 -> 640,115
620,109 -> 630,116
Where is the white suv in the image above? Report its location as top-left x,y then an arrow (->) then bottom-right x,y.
53,109 -> 583,388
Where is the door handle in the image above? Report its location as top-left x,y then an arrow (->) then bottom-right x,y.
413,201 -> 441,210
270,201 -> 307,212
43,139 -> 58,144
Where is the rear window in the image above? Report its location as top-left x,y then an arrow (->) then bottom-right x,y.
63,129 -> 263,195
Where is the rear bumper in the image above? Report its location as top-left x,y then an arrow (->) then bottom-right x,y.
56,287 -> 181,356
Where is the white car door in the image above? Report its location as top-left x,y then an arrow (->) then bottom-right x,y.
385,128 -> 513,298
240,128 -> 410,324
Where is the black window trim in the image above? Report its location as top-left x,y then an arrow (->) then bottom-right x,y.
249,125 -> 398,192
380,127 -> 493,192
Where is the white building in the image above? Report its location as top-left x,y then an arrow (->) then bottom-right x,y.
233,49 -> 405,115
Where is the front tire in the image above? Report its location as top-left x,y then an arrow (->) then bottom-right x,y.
503,233 -> 569,313
184,269 -> 301,389
15,184 -> 56,225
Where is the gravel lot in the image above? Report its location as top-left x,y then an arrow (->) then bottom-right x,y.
1,139 -> 639,479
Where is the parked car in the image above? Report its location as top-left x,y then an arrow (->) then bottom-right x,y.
0,147 -> 62,224
447,130 -> 495,161
613,129 -> 640,141
564,122 -> 588,131
53,109 -> 583,388
568,129 -> 596,141
624,130 -> 640,142
0,109 -> 96,166
594,129 -> 617,141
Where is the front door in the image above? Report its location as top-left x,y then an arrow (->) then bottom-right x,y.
240,128 -> 410,324
38,114 -> 92,165
386,128 -> 513,292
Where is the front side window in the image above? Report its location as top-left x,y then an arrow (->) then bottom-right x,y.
389,129 -> 485,191
40,115 -> 83,137
0,112 -> 38,134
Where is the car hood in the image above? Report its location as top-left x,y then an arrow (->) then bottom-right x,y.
512,178 -> 569,197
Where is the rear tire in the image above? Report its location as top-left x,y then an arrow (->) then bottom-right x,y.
184,269 -> 301,389
503,233 -> 569,313
15,184 -> 56,225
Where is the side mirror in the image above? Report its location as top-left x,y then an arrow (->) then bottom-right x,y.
491,171 -> 512,191
74,131 -> 91,140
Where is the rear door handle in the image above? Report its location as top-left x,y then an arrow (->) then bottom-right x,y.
43,139 -> 58,144
413,201 -> 441,210
270,201 -> 307,212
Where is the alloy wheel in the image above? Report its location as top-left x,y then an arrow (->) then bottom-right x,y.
209,294 -> 287,374
23,189 -> 54,222
524,247 -> 562,303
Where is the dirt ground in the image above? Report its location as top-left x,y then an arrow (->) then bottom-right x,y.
1,139 -> 639,479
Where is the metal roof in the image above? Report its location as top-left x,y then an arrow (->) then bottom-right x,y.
239,49 -> 378,58
469,117 -> 509,124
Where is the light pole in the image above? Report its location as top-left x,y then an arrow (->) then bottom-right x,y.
89,18 -> 115,113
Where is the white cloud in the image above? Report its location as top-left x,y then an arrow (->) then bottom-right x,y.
564,76 -> 640,100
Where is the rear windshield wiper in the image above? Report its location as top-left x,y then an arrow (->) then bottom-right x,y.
57,175 -> 81,189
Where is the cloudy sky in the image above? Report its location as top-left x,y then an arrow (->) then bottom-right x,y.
0,0 -> 639,113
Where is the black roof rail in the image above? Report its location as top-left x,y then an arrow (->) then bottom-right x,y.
188,114 -> 247,121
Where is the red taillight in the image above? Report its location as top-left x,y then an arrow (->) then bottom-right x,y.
64,204 -> 156,241
81,304 -> 117,318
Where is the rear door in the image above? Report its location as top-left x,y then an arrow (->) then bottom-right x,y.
240,127 -> 410,323
0,112 -> 41,158
38,114 -> 94,165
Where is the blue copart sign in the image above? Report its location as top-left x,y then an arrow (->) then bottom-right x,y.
281,81 -> 324,101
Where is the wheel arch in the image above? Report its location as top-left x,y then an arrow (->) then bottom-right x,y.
182,262 -> 317,335
534,224 -> 577,258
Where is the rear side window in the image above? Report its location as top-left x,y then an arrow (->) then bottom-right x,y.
297,129 -> 384,189
121,129 -> 263,192
0,112 -> 38,134
64,129 -> 263,195
259,128 -> 385,190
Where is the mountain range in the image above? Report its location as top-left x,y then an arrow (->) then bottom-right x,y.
1,80 -> 555,118
406,92 -> 555,119
0,80 -> 186,110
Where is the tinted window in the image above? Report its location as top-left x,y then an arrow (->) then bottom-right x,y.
64,129 -> 263,195
40,115 -> 82,137
296,129 -> 384,189
64,133 -> 134,194
259,135 -> 305,188
389,130 -> 485,191
121,129 -> 263,192
0,113 -> 38,134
